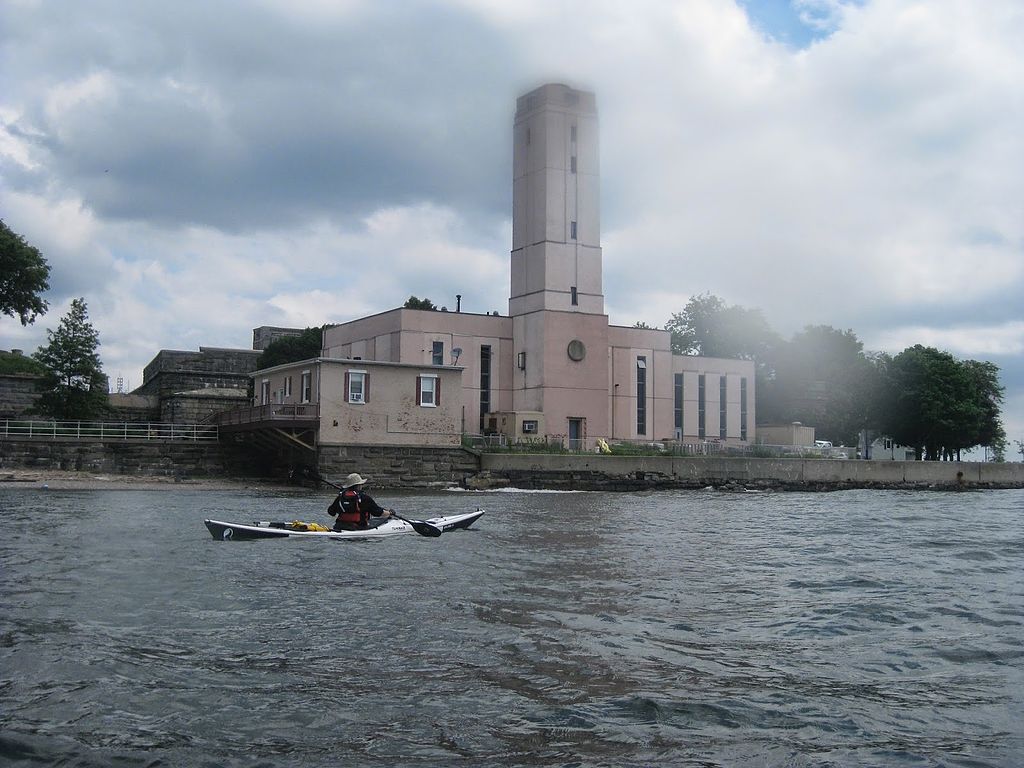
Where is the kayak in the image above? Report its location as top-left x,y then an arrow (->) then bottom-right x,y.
204,509 -> 484,541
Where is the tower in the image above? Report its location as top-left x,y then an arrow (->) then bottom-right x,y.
509,84 -> 609,440
510,84 -> 603,316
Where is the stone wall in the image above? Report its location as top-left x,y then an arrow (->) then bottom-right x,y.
318,444 -> 481,488
0,437 -> 255,478
477,453 -> 1024,490
136,347 -> 261,397
0,374 -> 42,418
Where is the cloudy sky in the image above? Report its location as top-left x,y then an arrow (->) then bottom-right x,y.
2,0 -> 1022,448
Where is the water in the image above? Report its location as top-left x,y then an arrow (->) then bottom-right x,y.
1,485 -> 1022,767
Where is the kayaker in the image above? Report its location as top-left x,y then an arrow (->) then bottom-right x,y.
327,473 -> 393,531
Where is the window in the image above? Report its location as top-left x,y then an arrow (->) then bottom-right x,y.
636,356 -> 647,436
417,375 -> 440,407
570,221 -> 577,240
260,379 -> 270,406
301,371 -> 311,403
674,373 -> 684,431
570,286 -> 578,306
740,378 -> 748,441
431,341 -> 444,366
347,370 -> 367,403
526,126 -> 531,145
284,376 -> 292,398
570,125 -> 577,142
479,345 -> 492,429
517,351 -> 526,370
570,155 -> 577,173
522,420 -> 538,434
698,374 -> 706,439
720,376 -> 728,439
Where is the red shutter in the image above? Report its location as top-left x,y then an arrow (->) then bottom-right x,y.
435,377 -> 441,406
364,373 -> 369,403
415,376 -> 422,405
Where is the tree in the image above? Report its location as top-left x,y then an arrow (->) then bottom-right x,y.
758,326 -> 882,445
1,219 -> 51,325
665,293 -> 780,361
878,345 -> 1005,460
258,327 -> 324,369
404,296 -> 437,311
31,298 -> 109,420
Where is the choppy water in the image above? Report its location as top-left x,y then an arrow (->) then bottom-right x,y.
1,484 -> 1022,767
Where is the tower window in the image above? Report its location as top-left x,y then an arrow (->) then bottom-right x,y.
570,286 -> 578,305
571,125 -> 577,142
570,221 -> 577,240
570,156 -> 577,173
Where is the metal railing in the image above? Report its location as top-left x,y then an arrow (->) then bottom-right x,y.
1,420 -> 219,442
211,403 -> 319,426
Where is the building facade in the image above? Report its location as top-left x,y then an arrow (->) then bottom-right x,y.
306,83 -> 756,449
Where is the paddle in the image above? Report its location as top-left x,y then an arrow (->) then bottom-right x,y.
302,469 -> 442,537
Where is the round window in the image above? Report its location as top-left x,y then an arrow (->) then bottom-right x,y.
567,339 -> 586,361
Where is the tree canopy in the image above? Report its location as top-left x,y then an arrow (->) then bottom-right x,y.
31,298 -> 109,420
877,345 -> 1005,460
404,296 -> 437,311
665,293 -> 780,361
258,327 -> 324,369
1,219 -> 51,325
758,325 -> 883,446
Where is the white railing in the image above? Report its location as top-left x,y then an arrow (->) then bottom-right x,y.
1,420 -> 219,442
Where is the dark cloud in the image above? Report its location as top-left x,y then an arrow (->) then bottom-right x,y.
4,1 -> 517,232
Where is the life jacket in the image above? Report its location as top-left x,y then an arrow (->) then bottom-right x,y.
331,488 -> 366,527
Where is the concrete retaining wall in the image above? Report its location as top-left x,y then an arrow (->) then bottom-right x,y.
478,454 -> 1024,490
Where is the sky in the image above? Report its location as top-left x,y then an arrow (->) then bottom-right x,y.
1,0 -> 1022,451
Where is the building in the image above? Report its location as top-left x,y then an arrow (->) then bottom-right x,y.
246,83 -> 755,455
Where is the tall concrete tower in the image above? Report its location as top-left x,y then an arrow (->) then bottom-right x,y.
510,84 -> 603,316
509,84 -> 609,440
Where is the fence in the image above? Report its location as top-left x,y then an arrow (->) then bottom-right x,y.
461,433 -> 856,459
0,420 -> 219,442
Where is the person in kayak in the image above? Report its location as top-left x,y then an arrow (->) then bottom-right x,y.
327,473 -> 393,531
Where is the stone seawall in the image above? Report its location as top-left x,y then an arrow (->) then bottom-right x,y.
0,437 -> 249,478
318,444 -> 481,488
477,454 -> 1024,491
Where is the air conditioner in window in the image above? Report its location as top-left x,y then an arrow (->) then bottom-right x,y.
522,421 -> 537,434
350,394 -> 363,403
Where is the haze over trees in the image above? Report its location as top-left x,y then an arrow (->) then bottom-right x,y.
31,298 -> 110,420
1,219 -> 51,326
664,294 -> 1006,460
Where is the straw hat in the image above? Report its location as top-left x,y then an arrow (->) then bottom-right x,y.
342,473 -> 368,488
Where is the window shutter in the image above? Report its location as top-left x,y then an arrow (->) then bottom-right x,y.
344,371 -> 350,401
435,378 -> 441,406
364,373 -> 369,403
416,376 -> 422,405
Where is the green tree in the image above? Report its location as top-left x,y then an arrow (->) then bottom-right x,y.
259,327 -> 324,369
1,219 -> 51,325
404,296 -> 437,311
31,298 -> 109,420
665,293 -> 780,360
758,325 -> 882,445
878,345 -> 1004,460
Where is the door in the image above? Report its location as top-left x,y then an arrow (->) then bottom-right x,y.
568,418 -> 584,451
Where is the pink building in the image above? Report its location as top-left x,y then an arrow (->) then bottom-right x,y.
304,83 -> 756,449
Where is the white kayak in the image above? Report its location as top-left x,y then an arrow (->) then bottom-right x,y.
204,509 -> 484,541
